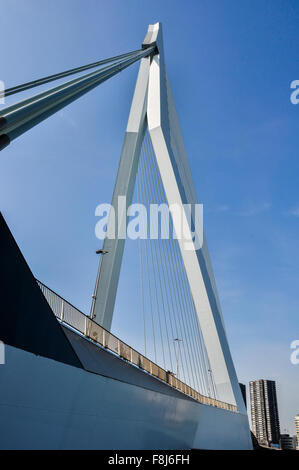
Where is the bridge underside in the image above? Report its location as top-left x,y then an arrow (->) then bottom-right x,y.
0,212 -> 252,449
0,343 -> 252,450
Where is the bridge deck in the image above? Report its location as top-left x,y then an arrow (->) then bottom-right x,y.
37,280 -> 237,413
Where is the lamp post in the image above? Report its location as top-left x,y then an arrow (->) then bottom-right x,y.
90,249 -> 108,319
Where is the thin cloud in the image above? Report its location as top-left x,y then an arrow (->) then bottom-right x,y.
289,207 -> 299,217
236,202 -> 271,217
216,204 -> 230,212
206,204 -> 230,214
58,110 -> 78,129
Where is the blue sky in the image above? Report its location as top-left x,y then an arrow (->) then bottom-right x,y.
1,0 -> 298,434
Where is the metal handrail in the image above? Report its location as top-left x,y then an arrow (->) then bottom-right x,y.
36,279 -> 237,413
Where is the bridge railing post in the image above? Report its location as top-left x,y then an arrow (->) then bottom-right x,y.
84,316 -> 88,336
60,300 -> 64,321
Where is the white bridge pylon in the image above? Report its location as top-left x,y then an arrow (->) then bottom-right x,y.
92,23 -> 246,413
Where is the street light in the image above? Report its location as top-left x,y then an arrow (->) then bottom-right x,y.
95,249 -> 108,255
90,248 -> 109,319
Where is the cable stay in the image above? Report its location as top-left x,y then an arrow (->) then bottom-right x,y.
0,47 -> 154,151
0,49 -> 143,99
116,127 -> 218,398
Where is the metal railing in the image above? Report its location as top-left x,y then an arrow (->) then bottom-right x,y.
37,279 -> 237,413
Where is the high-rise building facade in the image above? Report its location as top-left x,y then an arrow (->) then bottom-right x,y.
295,414 -> 299,450
249,380 -> 280,446
280,434 -> 296,450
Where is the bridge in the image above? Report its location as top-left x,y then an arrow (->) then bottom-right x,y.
0,23 -> 252,449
